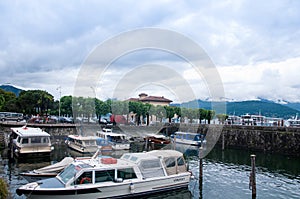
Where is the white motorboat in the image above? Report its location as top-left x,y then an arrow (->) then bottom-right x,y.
16,149 -> 192,198
9,125 -> 54,157
285,114 -> 300,127
65,135 -> 100,153
96,130 -> 130,150
171,131 -> 206,146
20,157 -> 74,182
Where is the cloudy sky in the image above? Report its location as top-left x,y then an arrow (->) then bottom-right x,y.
1,0 -> 300,103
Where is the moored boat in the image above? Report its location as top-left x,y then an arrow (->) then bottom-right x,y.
20,157 -> 74,182
171,131 -> 206,146
16,149 -> 192,198
9,125 -> 54,158
145,133 -> 170,144
65,135 -> 99,153
96,130 -> 130,150
285,114 -> 300,127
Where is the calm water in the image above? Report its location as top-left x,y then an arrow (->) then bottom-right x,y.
0,139 -> 299,199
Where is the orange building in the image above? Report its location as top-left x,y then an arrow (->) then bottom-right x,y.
128,93 -> 172,106
127,93 -> 173,125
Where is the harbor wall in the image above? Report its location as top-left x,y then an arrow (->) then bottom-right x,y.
160,124 -> 300,156
1,123 -> 300,156
219,125 -> 300,156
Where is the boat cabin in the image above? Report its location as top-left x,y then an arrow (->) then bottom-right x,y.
96,131 -> 127,143
121,150 -> 187,177
57,150 -> 187,186
65,135 -> 99,153
10,126 -> 53,156
96,131 -> 130,150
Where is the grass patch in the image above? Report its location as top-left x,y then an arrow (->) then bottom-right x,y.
0,177 -> 8,199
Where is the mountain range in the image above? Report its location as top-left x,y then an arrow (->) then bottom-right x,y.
174,99 -> 299,119
1,84 -> 299,119
0,84 -> 23,96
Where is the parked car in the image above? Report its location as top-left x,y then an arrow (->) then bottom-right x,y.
27,116 -> 44,124
46,116 -> 58,124
58,117 -> 73,123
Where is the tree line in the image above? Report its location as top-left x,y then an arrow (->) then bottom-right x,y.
0,89 -> 227,125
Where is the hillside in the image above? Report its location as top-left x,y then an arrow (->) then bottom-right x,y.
284,103 -> 300,112
172,99 -> 299,119
226,101 -> 298,119
0,84 -> 23,96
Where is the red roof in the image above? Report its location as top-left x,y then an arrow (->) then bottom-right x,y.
139,95 -> 172,103
127,95 -> 172,103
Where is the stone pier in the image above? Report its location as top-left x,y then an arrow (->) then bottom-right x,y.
1,122 -> 300,156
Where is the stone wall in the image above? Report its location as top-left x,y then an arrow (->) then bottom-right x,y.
219,125 -> 300,156
1,123 -> 300,156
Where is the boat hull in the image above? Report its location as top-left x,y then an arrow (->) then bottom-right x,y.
172,139 -> 202,146
17,174 -> 190,199
111,143 -> 130,150
67,143 -> 98,153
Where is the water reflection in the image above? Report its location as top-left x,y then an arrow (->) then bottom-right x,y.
0,140 -> 299,199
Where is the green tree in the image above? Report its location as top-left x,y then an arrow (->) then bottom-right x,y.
198,108 -> 206,124
83,97 -> 95,122
129,101 -> 144,125
164,106 -> 175,123
60,96 -> 73,116
152,105 -> 166,122
95,99 -> 111,122
204,110 -> 215,124
111,100 -> 129,115
17,90 -> 54,115
216,113 -> 228,124
142,103 -> 152,125
72,96 -> 85,118
0,89 -> 17,112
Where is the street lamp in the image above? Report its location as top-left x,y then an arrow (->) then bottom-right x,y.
57,86 -> 61,123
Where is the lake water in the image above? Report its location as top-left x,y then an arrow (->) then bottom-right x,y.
0,139 -> 299,199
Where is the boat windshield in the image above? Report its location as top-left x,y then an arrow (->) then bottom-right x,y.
58,164 -> 80,184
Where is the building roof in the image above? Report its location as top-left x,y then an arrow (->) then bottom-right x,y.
128,93 -> 172,104
139,95 -> 172,103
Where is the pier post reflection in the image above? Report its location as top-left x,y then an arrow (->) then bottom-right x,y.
198,147 -> 203,199
250,154 -> 256,199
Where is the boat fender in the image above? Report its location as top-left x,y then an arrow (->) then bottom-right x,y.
129,182 -> 135,193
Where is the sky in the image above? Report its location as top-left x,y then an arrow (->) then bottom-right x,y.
0,0 -> 300,103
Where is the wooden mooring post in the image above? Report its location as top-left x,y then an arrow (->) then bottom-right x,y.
145,137 -> 148,151
222,131 -> 225,150
249,154 -> 256,198
173,135 -> 176,150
